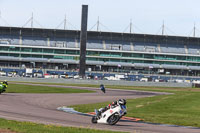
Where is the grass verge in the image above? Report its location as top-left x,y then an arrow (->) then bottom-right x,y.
70,86 -> 200,127
6,84 -> 94,93
6,82 -> 200,127
0,118 -> 125,133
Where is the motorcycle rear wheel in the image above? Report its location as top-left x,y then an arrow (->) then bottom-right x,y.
107,114 -> 120,125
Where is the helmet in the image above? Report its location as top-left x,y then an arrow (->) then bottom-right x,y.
3,80 -> 8,85
118,99 -> 126,105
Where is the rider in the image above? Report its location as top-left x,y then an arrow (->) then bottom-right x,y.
97,99 -> 126,117
0,80 -> 8,93
100,84 -> 105,93
3,80 -> 8,85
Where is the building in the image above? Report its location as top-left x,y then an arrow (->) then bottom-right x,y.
0,26 -> 200,76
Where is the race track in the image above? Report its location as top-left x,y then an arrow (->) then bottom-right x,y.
0,83 -> 199,133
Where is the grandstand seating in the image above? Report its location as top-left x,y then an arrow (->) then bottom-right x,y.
87,40 -> 103,49
134,42 -> 159,52
51,38 -> 75,48
66,41 -> 76,48
1,33 -> 200,57
104,40 -> 122,50
22,37 -> 47,46
122,44 -> 131,51
160,44 -> 185,54
187,45 -> 200,55
122,42 -> 131,51
2,33 -> 199,56
0,35 -> 17,45
133,42 -> 146,51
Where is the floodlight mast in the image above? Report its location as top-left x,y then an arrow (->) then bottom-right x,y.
79,5 -> 88,78
64,14 -> 67,30
193,23 -> 196,37
162,20 -> 165,35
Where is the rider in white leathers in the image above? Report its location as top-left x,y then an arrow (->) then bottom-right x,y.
97,99 -> 126,118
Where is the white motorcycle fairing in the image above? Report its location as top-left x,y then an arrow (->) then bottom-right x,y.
92,105 -> 127,125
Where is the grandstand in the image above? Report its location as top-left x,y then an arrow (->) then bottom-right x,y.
0,26 -> 200,76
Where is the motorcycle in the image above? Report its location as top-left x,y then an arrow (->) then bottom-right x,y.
100,84 -> 106,93
0,81 -> 8,94
91,104 -> 127,125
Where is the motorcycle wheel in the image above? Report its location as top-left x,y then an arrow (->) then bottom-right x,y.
91,116 -> 97,124
101,88 -> 105,93
107,114 -> 120,125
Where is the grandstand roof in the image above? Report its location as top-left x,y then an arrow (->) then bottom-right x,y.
0,26 -> 200,45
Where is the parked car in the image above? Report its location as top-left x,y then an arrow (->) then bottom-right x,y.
0,71 -> 6,76
140,77 -> 152,82
34,73 -> 43,78
175,79 -> 184,83
155,79 -> 166,82
7,72 -> 17,77
44,74 -> 51,78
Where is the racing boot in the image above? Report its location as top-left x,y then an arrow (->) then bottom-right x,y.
95,109 -> 101,119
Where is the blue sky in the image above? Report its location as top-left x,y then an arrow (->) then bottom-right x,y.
0,0 -> 200,37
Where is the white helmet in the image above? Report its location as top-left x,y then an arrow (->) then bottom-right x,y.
118,99 -> 126,105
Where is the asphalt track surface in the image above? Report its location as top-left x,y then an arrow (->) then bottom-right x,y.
0,83 -> 200,133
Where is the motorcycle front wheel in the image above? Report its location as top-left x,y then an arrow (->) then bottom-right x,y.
107,114 -> 120,125
91,116 -> 97,124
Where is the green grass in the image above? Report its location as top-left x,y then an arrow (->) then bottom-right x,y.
70,86 -> 200,127
9,81 -> 100,88
5,82 -> 200,128
7,84 -> 94,93
9,81 -> 192,90
0,118 -> 125,133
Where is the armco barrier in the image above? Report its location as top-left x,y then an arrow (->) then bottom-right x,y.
0,77 -> 192,88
